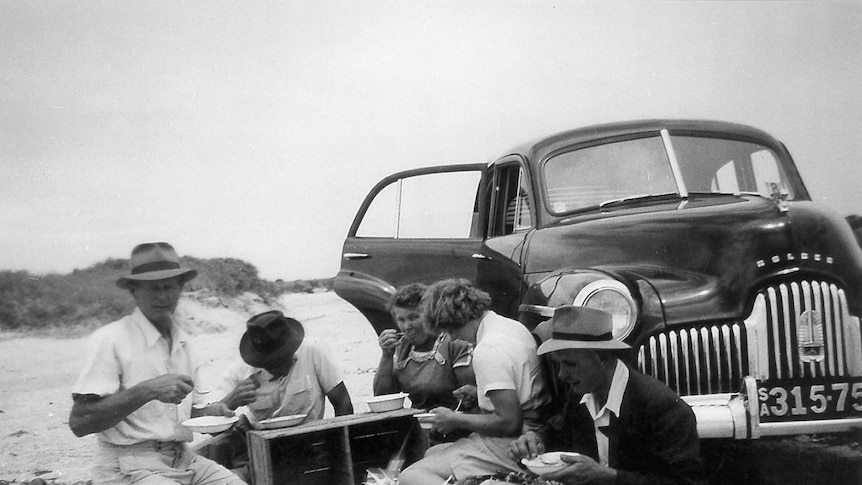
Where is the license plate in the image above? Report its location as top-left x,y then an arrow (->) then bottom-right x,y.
757,378 -> 862,422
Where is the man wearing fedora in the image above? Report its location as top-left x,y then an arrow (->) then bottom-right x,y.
198,309 -> 354,480
68,242 -> 245,485
509,306 -> 706,485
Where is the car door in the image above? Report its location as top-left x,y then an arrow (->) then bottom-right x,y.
335,163 -> 490,334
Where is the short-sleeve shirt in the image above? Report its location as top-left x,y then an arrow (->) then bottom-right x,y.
473,311 -> 548,416
391,332 -> 473,410
218,337 -> 343,424
72,309 -> 202,445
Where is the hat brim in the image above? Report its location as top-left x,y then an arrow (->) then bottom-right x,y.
239,319 -> 305,368
537,338 -> 630,355
116,268 -> 198,289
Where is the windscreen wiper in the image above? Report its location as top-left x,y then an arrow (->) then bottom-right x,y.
598,192 -> 682,210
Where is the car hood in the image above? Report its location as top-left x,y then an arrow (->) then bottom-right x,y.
525,194 -> 862,326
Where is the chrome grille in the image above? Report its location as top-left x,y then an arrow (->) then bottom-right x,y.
637,280 -> 856,396
759,281 -> 849,379
638,323 -> 746,395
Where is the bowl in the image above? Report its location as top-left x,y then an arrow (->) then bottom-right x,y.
258,414 -> 307,430
413,412 -> 435,429
366,393 -> 409,413
181,415 -> 239,434
521,451 -> 580,476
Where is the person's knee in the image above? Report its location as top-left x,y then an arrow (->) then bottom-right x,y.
400,461 -> 448,485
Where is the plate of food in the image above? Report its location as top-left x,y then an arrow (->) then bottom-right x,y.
181,415 -> 239,434
521,451 -> 581,476
257,414 -> 307,430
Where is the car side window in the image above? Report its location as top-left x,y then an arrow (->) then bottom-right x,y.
356,171 -> 482,238
490,164 -> 532,236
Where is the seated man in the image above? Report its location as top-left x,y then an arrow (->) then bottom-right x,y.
509,306 -> 706,485
198,310 -> 353,480
68,242 -> 245,485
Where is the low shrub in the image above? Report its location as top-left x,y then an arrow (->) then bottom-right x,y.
0,257 -> 333,333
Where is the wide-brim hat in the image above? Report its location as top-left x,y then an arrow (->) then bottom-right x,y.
537,306 -> 630,354
116,242 -> 198,289
240,310 -> 305,368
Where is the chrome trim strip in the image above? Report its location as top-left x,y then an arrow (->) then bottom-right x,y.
650,337 -> 659,381
745,294 -> 769,380
781,284 -> 793,378
843,296 -> 861,375
758,417 -> 862,436
732,324 -> 744,383
658,333 -> 670,383
701,328 -> 711,393
681,329 -> 691,393
691,328 -> 702,394
518,304 -> 555,318
834,285 -> 847,375
711,326 -> 722,394
670,330 -> 680,392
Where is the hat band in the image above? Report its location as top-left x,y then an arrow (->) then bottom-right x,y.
552,331 -> 613,342
131,260 -> 181,274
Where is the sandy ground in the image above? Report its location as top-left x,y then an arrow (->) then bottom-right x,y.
0,292 -> 381,484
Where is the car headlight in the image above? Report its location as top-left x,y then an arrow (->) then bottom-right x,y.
573,279 -> 637,340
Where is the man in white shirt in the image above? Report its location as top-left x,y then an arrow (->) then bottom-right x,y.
69,242 -> 244,485
509,306 -> 706,485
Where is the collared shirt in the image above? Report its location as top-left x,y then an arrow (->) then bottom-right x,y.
72,308 -> 202,445
218,337 -> 343,425
580,359 -> 629,466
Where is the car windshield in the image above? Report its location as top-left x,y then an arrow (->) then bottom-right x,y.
543,134 -> 795,215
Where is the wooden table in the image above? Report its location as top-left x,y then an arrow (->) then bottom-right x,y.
247,408 -> 421,485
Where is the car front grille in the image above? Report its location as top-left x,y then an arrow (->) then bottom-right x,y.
637,280 -> 859,396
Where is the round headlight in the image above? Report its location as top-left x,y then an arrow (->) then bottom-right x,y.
573,279 -> 637,340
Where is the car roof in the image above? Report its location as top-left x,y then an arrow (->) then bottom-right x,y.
496,119 -> 785,164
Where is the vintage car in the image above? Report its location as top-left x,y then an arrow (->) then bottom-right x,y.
334,119 -> 862,440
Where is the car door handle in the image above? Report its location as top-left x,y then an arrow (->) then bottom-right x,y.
343,253 -> 370,260
471,253 -> 492,261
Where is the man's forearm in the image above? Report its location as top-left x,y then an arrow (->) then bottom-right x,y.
69,386 -> 152,437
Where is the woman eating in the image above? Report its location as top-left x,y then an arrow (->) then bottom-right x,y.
373,283 -> 475,412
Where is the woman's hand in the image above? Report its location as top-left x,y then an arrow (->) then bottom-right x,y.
452,384 -> 478,410
377,329 -> 401,356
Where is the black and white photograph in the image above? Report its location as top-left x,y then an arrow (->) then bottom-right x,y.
1,2 -> 861,484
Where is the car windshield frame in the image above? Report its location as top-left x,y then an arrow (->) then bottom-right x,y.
540,130 -> 798,217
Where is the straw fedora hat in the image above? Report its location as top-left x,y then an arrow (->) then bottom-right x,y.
240,310 -> 305,369
537,305 -> 630,354
115,242 -> 198,289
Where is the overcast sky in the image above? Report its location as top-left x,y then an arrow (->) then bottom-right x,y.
1,1 -> 860,280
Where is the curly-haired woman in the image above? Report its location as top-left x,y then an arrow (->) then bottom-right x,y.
399,279 -> 550,485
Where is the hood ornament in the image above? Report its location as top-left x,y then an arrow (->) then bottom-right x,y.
767,182 -> 789,212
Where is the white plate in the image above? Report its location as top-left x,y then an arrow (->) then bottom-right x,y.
521,451 -> 581,476
181,415 -> 238,434
258,414 -> 307,430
